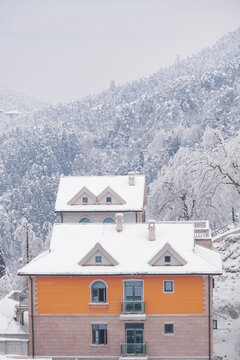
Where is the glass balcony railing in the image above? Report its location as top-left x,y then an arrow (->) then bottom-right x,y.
121,300 -> 145,314
120,343 -> 146,356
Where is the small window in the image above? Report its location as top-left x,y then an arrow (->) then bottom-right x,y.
79,217 -> 91,224
213,320 -> 217,329
163,280 -> 174,293
164,324 -> 174,334
83,197 -> 88,204
103,217 -> 115,224
165,255 -> 171,263
95,256 -> 102,263
91,280 -> 107,302
106,196 -> 112,203
92,324 -> 107,344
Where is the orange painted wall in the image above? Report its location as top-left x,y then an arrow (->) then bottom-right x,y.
35,276 -> 204,315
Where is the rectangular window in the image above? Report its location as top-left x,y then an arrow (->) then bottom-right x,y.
106,196 -> 112,203
83,197 -> 88,204
213,319 -> 217,329
92,324 -> 107,344
163,280 -> 174,293
95,255 -> 102,263
164,324 -> 174,334
124,281 -> 143,301
164,255 -> 171,263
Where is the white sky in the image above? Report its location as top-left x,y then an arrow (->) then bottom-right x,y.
0,0 -> 240,104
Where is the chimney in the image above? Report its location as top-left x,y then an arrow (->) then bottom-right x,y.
128,172 -> 135,186
148,220 -> 156,241
116,213 -> 124,232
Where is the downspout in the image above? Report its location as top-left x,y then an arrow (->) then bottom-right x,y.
30,276 -> 35,358
208,275 -> 211,360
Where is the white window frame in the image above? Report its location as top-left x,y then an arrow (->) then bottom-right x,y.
163,280 -> 174,293
89,279 -> 108,303
122,279 -> 144,301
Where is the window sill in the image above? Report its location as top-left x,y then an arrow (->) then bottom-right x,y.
119,313 -> 146,321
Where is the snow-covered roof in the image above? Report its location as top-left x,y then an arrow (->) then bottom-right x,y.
55,175 -> 146,212
18,223 -> 222,276
0,292 -> 28,336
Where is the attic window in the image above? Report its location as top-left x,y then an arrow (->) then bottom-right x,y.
106,196 -> 112,203
95,256 -> 102,263
83,197 -> 88,204
165,256 -> 171,264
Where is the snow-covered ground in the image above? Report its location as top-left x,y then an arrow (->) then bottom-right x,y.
213,233 -> 240,359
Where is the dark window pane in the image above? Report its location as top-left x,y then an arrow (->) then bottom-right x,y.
164,324 -> 174,334
99,288 -> 106,302
95,256 -> 102,263
164,281 -> 173,292
165,256 -> 171,263
79,217 -> 91,223
103,217 -> 115,223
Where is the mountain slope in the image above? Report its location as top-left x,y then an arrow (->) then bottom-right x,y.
0,28 -> 240,267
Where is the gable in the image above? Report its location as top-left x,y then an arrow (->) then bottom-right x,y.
67,186 -> 97,205
79,243 -> 119,266
148,243 -> 187,266
96,186 -> 126,205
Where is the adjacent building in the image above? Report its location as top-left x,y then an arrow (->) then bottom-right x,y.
18,173 -> 222,359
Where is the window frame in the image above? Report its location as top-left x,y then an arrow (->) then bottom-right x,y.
123,279 -> 144,301
90,280 -> 108,303
163,280 -> 174,293
92,324 -> 107,345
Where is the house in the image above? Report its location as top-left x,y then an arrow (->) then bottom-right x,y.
55,172 -> 147,224
18,216 -> 222,359
0,290 -> 28,356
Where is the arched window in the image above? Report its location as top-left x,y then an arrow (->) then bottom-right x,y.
79,217 -> 91,224
91,280 -> 107,303
103,217 -> 115,224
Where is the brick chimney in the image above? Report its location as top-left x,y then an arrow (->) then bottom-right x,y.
116,213 -> 124,232
148,220 -> 156,241
128,172 -> 135,186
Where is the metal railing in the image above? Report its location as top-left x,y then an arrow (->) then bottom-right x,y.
121,300 -> 145,314
120,343 -> 146,356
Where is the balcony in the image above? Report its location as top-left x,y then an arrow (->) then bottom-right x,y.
121,301 -> 145,314
120,343 -> 146,357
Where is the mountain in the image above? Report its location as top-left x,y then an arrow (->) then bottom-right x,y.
0,28 -> 240,268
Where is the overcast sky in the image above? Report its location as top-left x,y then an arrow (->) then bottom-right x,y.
0,0 -> 240,104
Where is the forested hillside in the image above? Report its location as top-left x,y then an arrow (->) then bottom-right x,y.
0,28 -> 240,269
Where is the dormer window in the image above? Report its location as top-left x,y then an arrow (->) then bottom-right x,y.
106,196 -> 112,203
95,256 -> 102,263
165,256 -> 171,264
83,197 -> 88,204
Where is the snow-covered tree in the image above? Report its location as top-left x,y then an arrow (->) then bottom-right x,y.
15,218 -> 44,266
